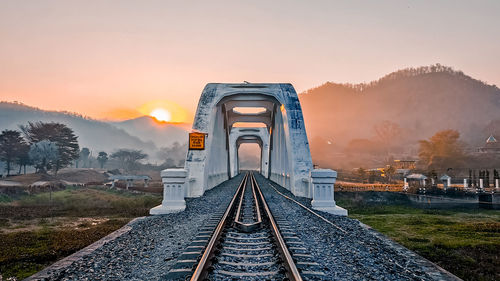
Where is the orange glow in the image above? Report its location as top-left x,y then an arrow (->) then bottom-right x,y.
233,122 -> 267,128
103,108 -> 143,121
137,100 -> 192,123
233,107 -> 267,114
150,108 -> 172,122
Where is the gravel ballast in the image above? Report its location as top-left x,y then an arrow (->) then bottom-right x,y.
254,173 -> 460,281
29,173 -> 459,280
28,174 -> 244,281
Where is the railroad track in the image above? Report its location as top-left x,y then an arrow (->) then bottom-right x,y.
165,172 -> 325,280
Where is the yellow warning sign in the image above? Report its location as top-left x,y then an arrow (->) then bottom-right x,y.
189,132 -> 206,150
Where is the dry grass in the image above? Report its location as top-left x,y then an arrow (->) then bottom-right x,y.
0,186 -> 161,279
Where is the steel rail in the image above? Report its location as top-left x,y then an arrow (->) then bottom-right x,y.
234,174 -> 248,223
251,175 -> 262,223
234,171 -> 262,232
189,172 -> 248,281
251,172 -> 303,281
190,171 -> 302,281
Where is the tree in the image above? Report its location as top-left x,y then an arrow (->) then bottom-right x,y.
29,140 -> 59,173
0,130 -> 27,176
16,143 -> 31,174
111,149 -> 147,172
79,148 -> 90,168
21,122 -> 79,173
418,130 -> 466,172
97,151 -> 108,169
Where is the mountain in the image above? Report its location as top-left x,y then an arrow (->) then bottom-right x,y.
0,102 -> 160,159
2,64 -> 499,169
299,64 -> 500,168
111,116 -> 189,148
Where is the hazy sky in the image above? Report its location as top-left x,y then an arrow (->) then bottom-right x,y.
1,0 -> 499,121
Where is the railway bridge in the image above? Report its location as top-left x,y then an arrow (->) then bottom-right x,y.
150,83 -> 347,216
29,84 -> 460,281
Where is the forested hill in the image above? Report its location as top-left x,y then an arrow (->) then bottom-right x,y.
0,102 -> 159,157
299,64 -> 500,150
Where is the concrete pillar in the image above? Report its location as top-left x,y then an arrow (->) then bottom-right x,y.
464,178 -> 468,188
310,169 -> 347,216
496,179 -> 499,189
447,178 -> 451,188
431,178 -> 435,185
422,179 -> 426,186
479,178 -> 484,189
150,168 -> 187,215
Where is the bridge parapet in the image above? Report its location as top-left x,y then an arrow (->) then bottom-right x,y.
150,168 -> 187,215
311,169 -> 348,216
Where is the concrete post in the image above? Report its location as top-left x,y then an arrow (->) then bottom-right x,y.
422,179 -> 426,186
447,178 -> 451,188
310,169 -> 347,216
150,168 -> 187,215
479,178 -> 484,189
464,179 -> 468,188
496,179 -> 499,190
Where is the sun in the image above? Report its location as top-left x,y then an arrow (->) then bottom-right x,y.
150,108 -> 172,122
138,100 -> 192,123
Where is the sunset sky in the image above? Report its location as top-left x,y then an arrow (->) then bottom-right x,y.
1,0 -> 499,122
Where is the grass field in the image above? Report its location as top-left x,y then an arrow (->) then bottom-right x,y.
335,192 -> 500,281
0,186 -> 161,280
1,187 -> 498,280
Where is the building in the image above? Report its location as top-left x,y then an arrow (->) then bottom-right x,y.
393,159 -> 417,170
478,135 -> 500,154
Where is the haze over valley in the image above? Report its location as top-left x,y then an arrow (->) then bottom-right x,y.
2,64 -> 499,170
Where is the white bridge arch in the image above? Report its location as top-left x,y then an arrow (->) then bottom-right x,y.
185,83 -> 313,198
229,127 -> 270,178
150,83 -> 347,216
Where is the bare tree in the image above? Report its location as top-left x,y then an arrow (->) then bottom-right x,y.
111,149 -> 147,172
